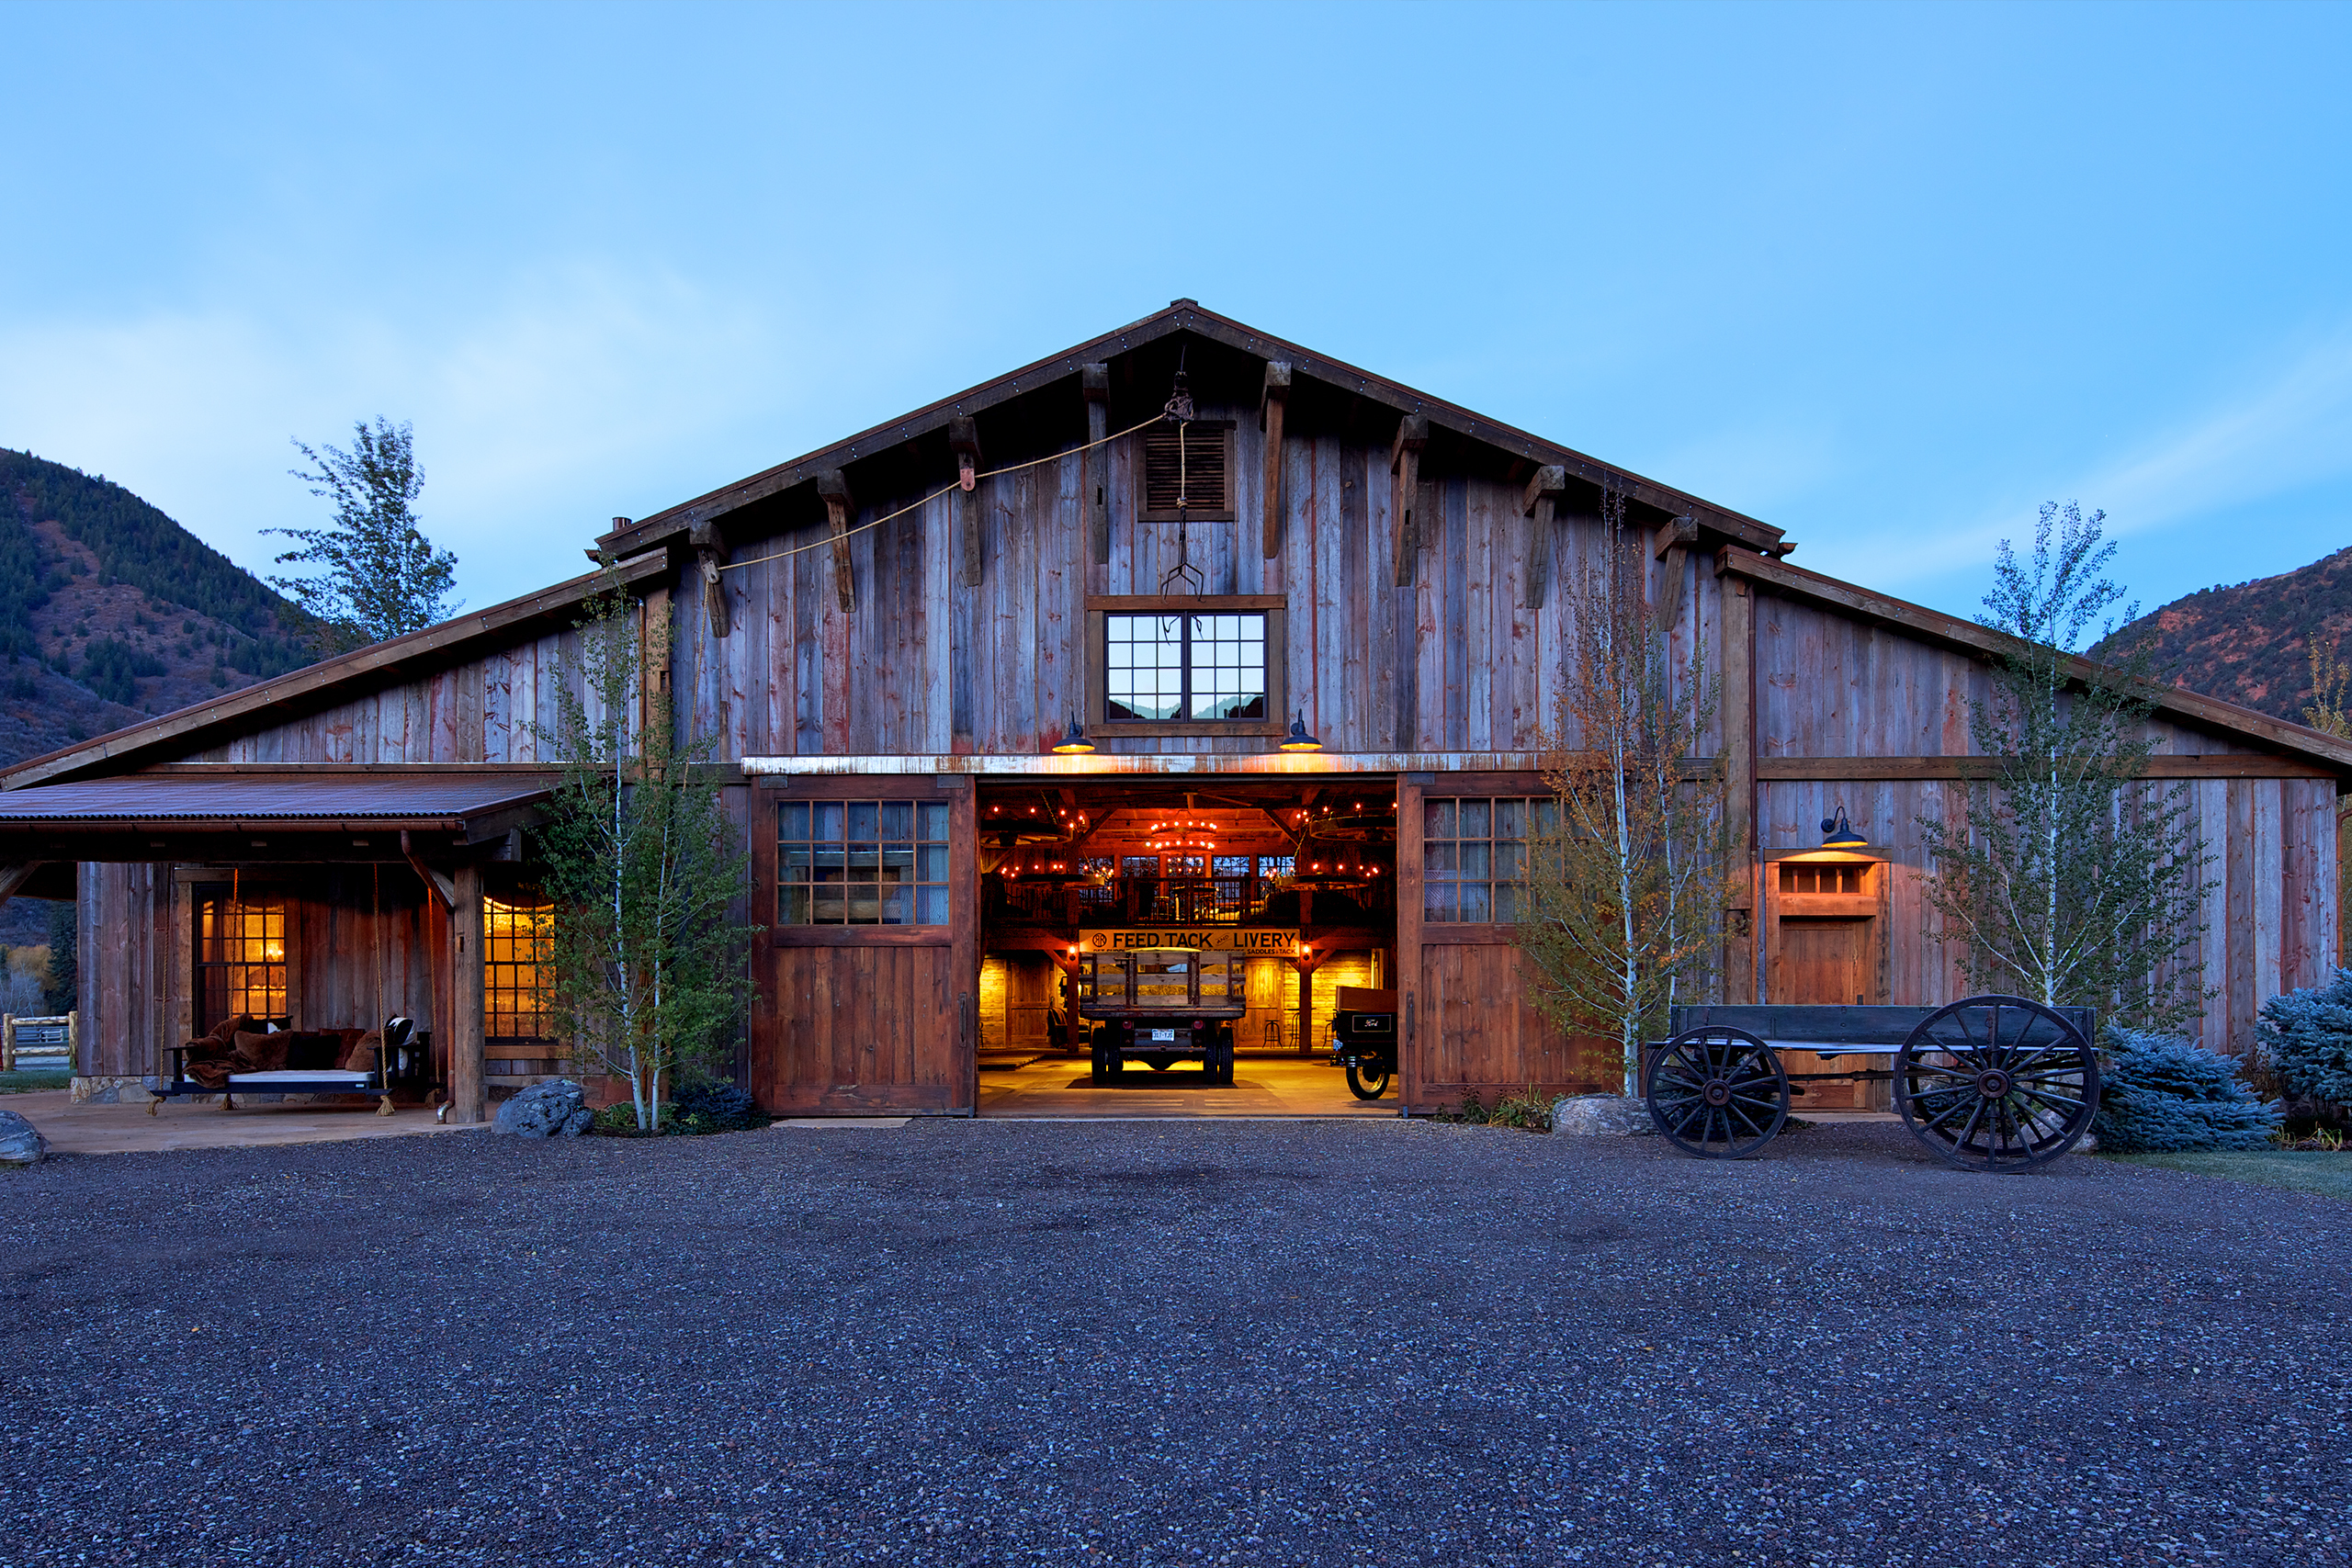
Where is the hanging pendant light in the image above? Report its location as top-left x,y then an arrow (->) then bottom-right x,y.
1053,716 -> 1094,754
1820,805 -> 1868,851
1280,710 -> 1322,752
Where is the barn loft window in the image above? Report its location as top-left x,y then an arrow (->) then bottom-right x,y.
777,800 -> 951,926
1139,422 -> 1235,521
1423,798 -> 1555,923
194,894 -> 288,1031
483,896 -> 555,1041
1779,863 -> 1867,895
1104,613 -> 1267,722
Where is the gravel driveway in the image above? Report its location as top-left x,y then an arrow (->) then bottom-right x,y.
2,1120 -> 2345,1567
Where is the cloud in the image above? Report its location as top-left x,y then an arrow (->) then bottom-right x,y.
0,263 -> 782,607
1865,323 -> 2352,591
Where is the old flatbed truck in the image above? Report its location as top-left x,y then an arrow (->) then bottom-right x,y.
1076,945 -> 1245,1085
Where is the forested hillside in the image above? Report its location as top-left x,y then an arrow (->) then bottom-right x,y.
2100,546 -> 2352,726
0,448 -> 317,761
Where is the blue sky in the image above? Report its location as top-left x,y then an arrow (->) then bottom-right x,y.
5,1 -> 2349,630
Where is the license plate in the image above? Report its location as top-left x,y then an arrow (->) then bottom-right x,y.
1149,1029 -> 1176,1042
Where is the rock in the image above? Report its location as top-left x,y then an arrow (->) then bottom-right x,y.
0,1107 -> 50,1166
560,1108 -> 593,1138
492,1079 -> 586,1139
1550,1094 -> 1653,1135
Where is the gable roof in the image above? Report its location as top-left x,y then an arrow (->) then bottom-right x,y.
1714,548 -> 2352,775
594,299 -> 1793,563
0,549 -> 668,791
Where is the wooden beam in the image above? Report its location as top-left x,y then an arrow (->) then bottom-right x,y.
0,861 -> 39,914
1521,466 -> 1566,609
400,830 -> 457,909
1390,414 -> 1427,588
1261,362 -> 1291,560
1653,513 -> 1700,560
1756,754 -> 2342,782
815,470 -> 856,613
1719,572 -> 1757,1002
448,861 -> 486,1125
949,416 -> 985,589
686,522 -> 730,638
1082,364 -> 1111,565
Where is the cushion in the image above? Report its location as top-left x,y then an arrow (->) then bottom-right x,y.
339,1031 -> 382,1073
232,1031 -> 288,1072
278,1032 -> 345,1071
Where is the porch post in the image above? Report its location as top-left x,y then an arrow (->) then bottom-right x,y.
448,862 -> 486,1123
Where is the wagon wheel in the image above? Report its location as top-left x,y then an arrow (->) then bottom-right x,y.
1644,1028 -> 1789,1158
1894,995 -> 2099,1172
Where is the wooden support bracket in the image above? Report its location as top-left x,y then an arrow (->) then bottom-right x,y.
949,417 -> 984,588
1521,465 -> 1567,609
687,521 -> 731,638
815,470 -> 856,613
1653,513 -> 1700,559
400,831 -> 457,910
1081,364 -> 1111,565
1390,414 -> 1428,587
0,862 -> 40,915
1260,361 -> 1291,560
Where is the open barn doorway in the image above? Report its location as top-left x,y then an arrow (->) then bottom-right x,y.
972,777 -> 1397,1118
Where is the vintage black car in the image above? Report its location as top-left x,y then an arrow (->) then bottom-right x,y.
1330,986 -> 1397,1100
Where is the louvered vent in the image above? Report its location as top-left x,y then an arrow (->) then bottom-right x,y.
1143,424 -> 1229,514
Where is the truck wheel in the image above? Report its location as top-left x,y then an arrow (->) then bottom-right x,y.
1090,1037 -> 1108,1086
1346,1056 -> 1391,1100
1216,1032 -> 1237,1085
1107,1046 -> 1126,1078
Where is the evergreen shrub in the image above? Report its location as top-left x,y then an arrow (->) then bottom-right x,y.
2092,1029 -> 2281,1152
2255,969 -> 2352,1111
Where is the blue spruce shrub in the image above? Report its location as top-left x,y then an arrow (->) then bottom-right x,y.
2255,969 -> 2352,1109
2091,1029 -> 2282,1153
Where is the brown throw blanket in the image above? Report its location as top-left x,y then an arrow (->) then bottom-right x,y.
179,1018 -> 359,1089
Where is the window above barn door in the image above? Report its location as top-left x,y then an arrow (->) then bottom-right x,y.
1138,422 -> 1235,522
1085,595 -> 1286,738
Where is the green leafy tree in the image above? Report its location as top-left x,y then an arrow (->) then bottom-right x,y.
532,566 -> 754,1130
1517,491 -> 1732,1094
1917,502 -> 2215,1032
270,419 -> 458,653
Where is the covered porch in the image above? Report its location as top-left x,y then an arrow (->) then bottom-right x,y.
0,769 -> 562,1124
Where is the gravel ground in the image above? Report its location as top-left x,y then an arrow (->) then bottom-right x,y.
2,1120 -> 2346,1568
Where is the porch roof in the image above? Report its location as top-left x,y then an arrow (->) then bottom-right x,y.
0,773 -> 556,831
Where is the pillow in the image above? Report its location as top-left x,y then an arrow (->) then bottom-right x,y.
232,1031 -> 288,1072
339,1031 -> 382,1073
278,1032 -> 345,1071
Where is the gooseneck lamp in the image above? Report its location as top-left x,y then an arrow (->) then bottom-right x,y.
1052,716 -> 1094,755
1819,805 -> 1868,851
1280,710 -> 1322,753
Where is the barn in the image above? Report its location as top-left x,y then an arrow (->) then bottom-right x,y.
4,300 -> 2344,1122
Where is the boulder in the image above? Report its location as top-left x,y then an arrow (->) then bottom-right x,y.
560,1108 -> 594,1138
492,1079 -> 587,1139
0,1106 -> 50,1166
1550,1094 -> 1652,1136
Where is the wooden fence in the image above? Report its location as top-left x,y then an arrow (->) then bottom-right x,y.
1,1013 -> 75,1073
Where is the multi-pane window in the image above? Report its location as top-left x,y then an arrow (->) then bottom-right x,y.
1120,855 -> 1161,878
777,801 -> 951,926
1257,854 -> 1295,882
1779,863 -> 1866,895
483,897 -> 555,1040
1423,798 -> 1551,923
1104,614 -> 1267,723
1212,854 -> 1252,879
195,896 -> 287,1031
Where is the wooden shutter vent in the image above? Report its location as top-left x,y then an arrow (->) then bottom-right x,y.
1143,425 -> 1229,516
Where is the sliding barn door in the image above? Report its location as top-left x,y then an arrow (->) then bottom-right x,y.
752,777 -> 977,1114
1396,774 -> 1592,1112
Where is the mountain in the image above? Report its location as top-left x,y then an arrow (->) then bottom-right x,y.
2099,546 -> 2352,728
0,450 -> 322,947
0,448 -> 319,765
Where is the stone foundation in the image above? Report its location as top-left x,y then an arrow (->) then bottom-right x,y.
70,1076 -> 156,1104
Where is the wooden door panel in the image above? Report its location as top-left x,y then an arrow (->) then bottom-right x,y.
1774,916 -> 1877,1111
765,945 -> 961,1113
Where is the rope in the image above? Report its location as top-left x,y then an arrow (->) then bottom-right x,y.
717,412 -> 1170,573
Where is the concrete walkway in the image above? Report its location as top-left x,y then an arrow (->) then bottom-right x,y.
977,1049 -> 1394,1118
6,1090 -> 485,1156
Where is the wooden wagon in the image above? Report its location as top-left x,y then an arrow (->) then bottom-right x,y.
1644,995 -> 2100,1171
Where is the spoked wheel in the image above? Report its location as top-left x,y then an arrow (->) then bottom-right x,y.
1645,1027 -> 1790,1158
1345,1056 -> 1391,1100
1895,995 -> 2098,1171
